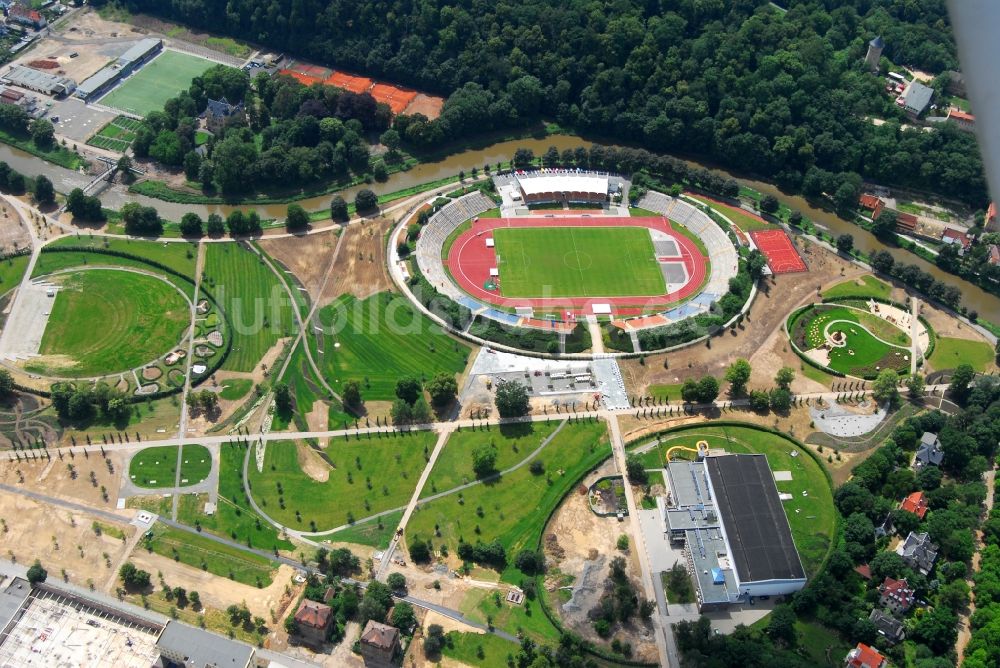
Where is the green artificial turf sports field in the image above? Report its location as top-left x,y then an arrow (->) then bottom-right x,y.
631,424 -> 834,576
203,244 -> 295,373
248,432 -> 437,531
33,269 -> 189,377
101,50 -> 217,116
314,292 -> 470,401
492,226 -> 666,298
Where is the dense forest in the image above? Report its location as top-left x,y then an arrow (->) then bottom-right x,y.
104,0 -> 986,206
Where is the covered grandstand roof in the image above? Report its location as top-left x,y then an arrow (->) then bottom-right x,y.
516,172 -> 609,197
706,454 -> 805,584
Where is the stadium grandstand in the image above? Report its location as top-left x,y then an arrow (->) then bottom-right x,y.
514,170 -> 609,204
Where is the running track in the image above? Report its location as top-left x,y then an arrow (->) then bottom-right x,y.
446,215 -> 707,311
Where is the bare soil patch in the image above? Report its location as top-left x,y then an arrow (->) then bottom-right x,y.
0,450 -> 125,508
621,238 -> 857,395
0,203 -> 30,254
319,219 -> 393,306
0,493 -> 134,590
296,441 -> 330,483
127,549 -> 297,620
258,229 -> 339,301
542,460 -> 658,663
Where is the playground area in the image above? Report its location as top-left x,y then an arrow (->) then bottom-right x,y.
750,229 -> 808,274
446,215 -> 707,310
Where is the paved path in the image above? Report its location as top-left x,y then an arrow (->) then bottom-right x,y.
375,425 -> 452,580
606,413 -> 672,668
911,297 -> 921,375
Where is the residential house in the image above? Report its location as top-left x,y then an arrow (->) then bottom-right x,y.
915,432 -> 944,469
869,609 -> 906,645
899,491 -> 928,520
203,97 -> 244,133
293,600 -> 332,649
879,577 -> 916,615
874,513 -> 895,539
987,201 -> 997,232
859,194 -> 884,220
360,620 -> 401,668
898,80 -> 934,117
941,228 -> 971,255
846,643 -> 888,668
947,108 -> 975,133
896,531 -> 939,575
854,564 -> 872,581
7,3 -> 46,29
896,211 -> 918,233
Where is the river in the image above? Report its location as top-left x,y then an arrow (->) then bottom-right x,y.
4,133 -> 999,318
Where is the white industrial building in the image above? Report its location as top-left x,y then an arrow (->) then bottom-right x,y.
663,453 -> 806,609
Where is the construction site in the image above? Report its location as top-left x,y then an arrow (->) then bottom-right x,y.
0,579 -> 162,668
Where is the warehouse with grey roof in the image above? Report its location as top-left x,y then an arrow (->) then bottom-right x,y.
662,452 -> 806,610
1,65 -> 75,97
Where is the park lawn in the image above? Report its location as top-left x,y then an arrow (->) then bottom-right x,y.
128,445 -> 179,488
800,362 -> 840,387
179,444 -> 212,485
101,50 -> 216,116
686,194 -> 771,232
648,383 -> 684,401
143,522 -> 278,587
494,226 -> 665,298
0,254 -> 28,294
459,587 -> 560,646
320,510 -> 403,549
795,620 -> 851,667
420,421 -> 562,498
31,270 -> 189,377
178,443 -> 293,551
793,305 -> 910,376
821,275 -> 892,301
45,235 -> 197,276
127,494 -> 174,515
204,243 -> 295,372
442,630 -> 522,668
277,339 -> 353,431
219,378 -> 253,401
248,432 -> 437,531
406,420 -> 610,582
630,424 -> 834,576
932,336 -> 994,372
32,249 -> 196,301
315,292 -> 470,401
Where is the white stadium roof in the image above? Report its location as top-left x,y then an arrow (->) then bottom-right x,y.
516,173 -> 609,196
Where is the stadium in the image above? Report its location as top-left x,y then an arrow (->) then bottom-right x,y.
408,171 -> 747,355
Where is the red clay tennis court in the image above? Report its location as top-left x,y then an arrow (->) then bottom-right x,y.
749,229 -> 807,274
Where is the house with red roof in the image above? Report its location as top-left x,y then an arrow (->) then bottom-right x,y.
988,244 -> 1000,267
899,491 -> 928,519
859,194 -> 884,220
7,3 -> 46,29
845,643 -> 888,668
293,599 -> 332,649
879,576 -> 916,615
987,201 -> 997,232
946,107 -> 975,133
941,228 -> 971,255
854,564 -> 872,580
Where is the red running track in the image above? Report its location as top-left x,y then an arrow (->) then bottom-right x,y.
749,229 -> 808,274
445,215 -> 708,312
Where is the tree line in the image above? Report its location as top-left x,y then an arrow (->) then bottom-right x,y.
104,0 -> 986,207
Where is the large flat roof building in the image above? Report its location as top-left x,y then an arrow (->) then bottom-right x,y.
155,620 -> 255,668
1,65 -> 75,97
515,170 -> 609,204
664,453 -> 806,609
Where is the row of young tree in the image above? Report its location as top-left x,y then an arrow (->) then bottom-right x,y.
108,0 -> 986,207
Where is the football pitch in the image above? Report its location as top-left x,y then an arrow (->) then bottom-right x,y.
493,226 -> 666,298
100,50 -> 217,117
